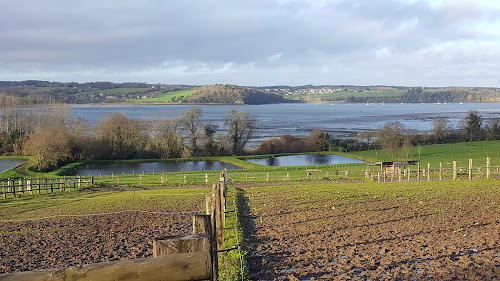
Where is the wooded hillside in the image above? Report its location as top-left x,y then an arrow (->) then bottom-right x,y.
188,84 -> 289,104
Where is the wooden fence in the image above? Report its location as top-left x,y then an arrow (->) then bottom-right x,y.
2,157 -> 499,198
0,170 -> 234,281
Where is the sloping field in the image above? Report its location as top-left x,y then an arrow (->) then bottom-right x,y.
240,180 -> 500,280
0,186 -> 210,274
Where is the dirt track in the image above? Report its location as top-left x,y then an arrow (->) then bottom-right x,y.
0,212 -> 191,274
240,181 -> 500,280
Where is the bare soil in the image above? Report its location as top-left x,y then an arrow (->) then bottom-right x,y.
0,212 -> 191,274
239,182 -> 500,280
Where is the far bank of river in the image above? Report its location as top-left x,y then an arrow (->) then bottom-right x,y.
72,102 -> 500,147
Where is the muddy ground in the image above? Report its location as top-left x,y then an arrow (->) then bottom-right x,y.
240,181 -> 500,280
0,212 -> 192,274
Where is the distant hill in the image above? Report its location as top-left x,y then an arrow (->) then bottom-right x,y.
188,84 -> 290,104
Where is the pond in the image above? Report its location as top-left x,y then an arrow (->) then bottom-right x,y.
245,154 -> 365,167
0,158 -> 26,172
67,160 -> 242,176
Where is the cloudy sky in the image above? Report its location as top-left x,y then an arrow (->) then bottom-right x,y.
1,0 -> 500,86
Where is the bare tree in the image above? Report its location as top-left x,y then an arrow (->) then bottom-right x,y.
224,109 -> 255,155
23,128 -> 71,171
181,107 -> 203,154
432,117 -> 448,143
94,112 -> 141,159
145,118 -> 183,158
376,121 -> 409,159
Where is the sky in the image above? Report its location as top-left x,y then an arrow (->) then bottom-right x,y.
1,0 -> 500,87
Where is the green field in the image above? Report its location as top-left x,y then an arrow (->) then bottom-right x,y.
133,89 -> 198,103
0,187 -> 209,221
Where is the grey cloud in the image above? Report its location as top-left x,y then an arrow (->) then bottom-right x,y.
0,0 -> 499,86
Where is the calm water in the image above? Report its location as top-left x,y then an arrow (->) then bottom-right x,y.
246,154 -> 365,166
67,161 -> 241,176
71,102 -> 500,147
0,159 -> 26,172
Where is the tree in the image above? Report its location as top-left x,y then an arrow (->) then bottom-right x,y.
224,110 -> 255,155
94,112 -> 142,159
463,110 -> 483,142
145,118 -> 183,158
23,128 -> 71,171
375,121 -> 409,159
431,117 -> 448,143
181,107 -> 203,153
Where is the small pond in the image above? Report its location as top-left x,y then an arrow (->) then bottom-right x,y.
245,154 -> 365,167
0,158 -> 26,172
67,160 -> 242,176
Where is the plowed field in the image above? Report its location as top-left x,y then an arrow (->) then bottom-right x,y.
240,180 -> 500,280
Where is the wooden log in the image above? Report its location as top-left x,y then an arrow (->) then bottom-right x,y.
0,251 -> 211,281
153,234 -> 210,256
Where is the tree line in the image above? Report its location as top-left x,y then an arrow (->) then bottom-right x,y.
0,96 -> 255,171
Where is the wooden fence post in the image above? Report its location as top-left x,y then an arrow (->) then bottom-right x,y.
205,173 -> 208,183
18,178 -> 24,194
286,172 -> 290,181
184,175 -> 187,184
245,173 -> 248,182
453,161 -> 457,181
266,173 -> 270,181
427,163 -> 431,182
2,180 -> 5,198
398,168 -> 402,182
487,157 -> 491,179
439,162 -> 443,181
117,176 -> 120,186
407,167 -> 411,182
139,175 -> 143,185
78,176 -> 81,188
27,178 -> 32,194
213,183 -> 223,250
192,214 -> 218,280
469,159 -> 473,181
417,162 -> 421,182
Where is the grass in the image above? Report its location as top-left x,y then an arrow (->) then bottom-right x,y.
218,184 -> 248,280
0,187 -> 210,221
2,141 -> 499,185
132,89 -> 198,103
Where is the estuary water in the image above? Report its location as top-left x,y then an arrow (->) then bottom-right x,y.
71,102 -> 500,147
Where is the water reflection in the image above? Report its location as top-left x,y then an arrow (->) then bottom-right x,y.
68,161 -> 241,176
246,154 -> 364,166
